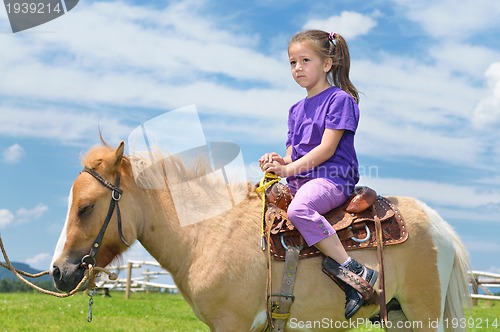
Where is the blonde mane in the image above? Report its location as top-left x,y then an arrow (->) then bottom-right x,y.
82,143 -> 253,227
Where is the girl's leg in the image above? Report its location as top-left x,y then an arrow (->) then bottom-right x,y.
287,178 -> 378,319
287,178 -> 348,253
315,232 -> 349,264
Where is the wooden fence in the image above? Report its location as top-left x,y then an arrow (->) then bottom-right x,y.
471,270 -> 500,305
97,262 -> 499,304
95,260 -> 177,299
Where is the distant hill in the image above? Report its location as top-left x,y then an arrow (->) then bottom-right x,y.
0,261 -> 51,281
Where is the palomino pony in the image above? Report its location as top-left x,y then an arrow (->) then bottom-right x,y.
50,142 -> 470,331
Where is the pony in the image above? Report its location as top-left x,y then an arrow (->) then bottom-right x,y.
50,142 -> 471,331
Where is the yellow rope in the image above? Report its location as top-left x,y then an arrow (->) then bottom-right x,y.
255,173 -> 281,248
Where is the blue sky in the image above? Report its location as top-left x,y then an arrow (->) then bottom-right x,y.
1,0 -> 499,277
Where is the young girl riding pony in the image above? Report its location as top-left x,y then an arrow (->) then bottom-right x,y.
259,30 -> 377,319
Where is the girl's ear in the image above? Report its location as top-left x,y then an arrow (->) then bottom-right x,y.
324,58 -> 333,73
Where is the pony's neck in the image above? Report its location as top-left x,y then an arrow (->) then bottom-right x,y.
133,184 -> 262,292
134,187 -> 193,278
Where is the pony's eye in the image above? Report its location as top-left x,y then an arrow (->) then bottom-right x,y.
78,204 -> 95,218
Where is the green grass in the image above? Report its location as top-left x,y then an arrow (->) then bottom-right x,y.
0,292 -> 209,332
0,292 -> 498,331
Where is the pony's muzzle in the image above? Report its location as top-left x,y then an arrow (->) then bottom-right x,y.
51,260 -> 86,292
51,265 -> 63,281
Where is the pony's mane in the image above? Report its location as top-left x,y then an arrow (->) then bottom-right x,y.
80,144 -> 216,184
127,147 -> 252,225
81,142 -> 252,224
126,147 -> 223,188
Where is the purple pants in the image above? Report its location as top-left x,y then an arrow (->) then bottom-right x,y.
287,178 -> 348,247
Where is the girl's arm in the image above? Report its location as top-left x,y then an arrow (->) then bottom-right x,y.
262,129 -> 344,177
282,146 -> 293,164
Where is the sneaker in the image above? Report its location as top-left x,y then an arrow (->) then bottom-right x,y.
343,259 -> 378,319
321,257 -> 378,319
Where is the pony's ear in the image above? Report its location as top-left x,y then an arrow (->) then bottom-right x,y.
113,141 -> 125,170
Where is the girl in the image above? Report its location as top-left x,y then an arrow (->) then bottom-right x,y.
259,30 -> 377,319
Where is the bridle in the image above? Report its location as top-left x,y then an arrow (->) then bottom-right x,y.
80,167 -> 130,268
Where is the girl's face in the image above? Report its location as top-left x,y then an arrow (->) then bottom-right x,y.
288,42 -> 332,97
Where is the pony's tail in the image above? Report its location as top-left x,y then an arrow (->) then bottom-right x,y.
443,230 -> 471,332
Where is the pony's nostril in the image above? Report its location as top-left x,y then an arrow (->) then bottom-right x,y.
52,266 -> 62,281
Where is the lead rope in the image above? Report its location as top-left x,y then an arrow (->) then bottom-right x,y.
0,234 -> 117,321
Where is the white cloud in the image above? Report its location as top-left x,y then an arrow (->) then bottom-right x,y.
15,204 -> 49,224
0,104 -> 134,146
486,266 -> 500,275
358,176 -> 500,210
0,1 -> 486,171
0,0 -> 286,98
303,11 -> 377,40
354,56 -> 480,123
0,0 -> 497,172
435,204 -> 500,224
3,144 -> 25,164
462,237 -> 500,253
25,253 -> 51,270
0,0 -> 296,146
428,42 -> 500,80
0,209 -> 15,229
351,55 -> 490,168
0,204 -> 50,229
472,62 -> 500,129
395,0 -> 500,39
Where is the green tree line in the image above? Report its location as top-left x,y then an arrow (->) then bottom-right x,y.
0,278 -> 56,293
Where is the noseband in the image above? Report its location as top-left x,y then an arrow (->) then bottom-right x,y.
80,167 -> 129,268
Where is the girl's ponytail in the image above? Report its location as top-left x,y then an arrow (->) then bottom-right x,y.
328,33 -> 359,104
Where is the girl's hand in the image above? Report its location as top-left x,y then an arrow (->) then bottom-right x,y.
259,152 -> 286,169
261,161 -> 289,178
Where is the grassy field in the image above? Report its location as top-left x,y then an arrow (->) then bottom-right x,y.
0,291 -> 498,331
0,292 -> 208,332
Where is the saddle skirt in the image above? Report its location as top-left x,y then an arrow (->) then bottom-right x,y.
263,183 -> 409,261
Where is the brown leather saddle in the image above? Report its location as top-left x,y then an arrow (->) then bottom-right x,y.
263,182 -> 409,261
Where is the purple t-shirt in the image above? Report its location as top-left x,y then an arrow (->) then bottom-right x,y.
285,86 -> 360,196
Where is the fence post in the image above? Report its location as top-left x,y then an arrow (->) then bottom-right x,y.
472,274 -> 479,306
145,269 -> 150,294
125,261 -> 133,300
